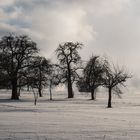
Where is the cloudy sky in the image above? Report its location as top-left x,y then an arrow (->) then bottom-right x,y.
0,0 -> 140,90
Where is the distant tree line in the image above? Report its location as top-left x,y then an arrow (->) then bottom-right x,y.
0,33 -> 131,107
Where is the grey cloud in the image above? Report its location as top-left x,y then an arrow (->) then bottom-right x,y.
0,0 -> 140,90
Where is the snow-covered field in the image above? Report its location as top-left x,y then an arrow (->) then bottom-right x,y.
0,89 -> 140,140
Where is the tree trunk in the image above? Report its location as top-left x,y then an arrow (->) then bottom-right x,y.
38,87 -> 42,97
34,93 -> 38,106
108,88 -> 112,108
67,64 -> 73,98
68,79 -> 73,98
34,98 -> 37,105
27,84 -> 30,91
91,89 -> 95,100
49,82 -> 52,100
11,78 -> 19,100
32,88 -> 38,106
38,65 -> 42,97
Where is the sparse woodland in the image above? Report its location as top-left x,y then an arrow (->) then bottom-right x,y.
0,33 -> 131,108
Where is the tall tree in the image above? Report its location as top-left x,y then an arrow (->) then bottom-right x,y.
0,34 -> 38,99
56,42 -> 82,98
103,64 -> 131,108
82,56 -> 107,100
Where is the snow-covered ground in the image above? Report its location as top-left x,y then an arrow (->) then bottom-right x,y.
0,89 -> 140,140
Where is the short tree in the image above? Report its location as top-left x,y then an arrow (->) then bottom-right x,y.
81,56 -> 107,100
0,34 -> 38,99
56,42 -> 83,98
104,64 -> 131,108
47,64 -> 61,100
27,56 -> 50,97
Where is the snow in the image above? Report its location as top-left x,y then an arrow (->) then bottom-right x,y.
0,89 -> 140,140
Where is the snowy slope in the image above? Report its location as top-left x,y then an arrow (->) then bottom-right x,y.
0,90 -> 140,140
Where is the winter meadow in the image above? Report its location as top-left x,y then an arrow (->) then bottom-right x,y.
0,0 -> 140,140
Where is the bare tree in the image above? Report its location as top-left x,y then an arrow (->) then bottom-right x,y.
0,34 -> 38,99
103,64 -> 131,108
81,56 -> 107,100
56,42 -> 83,98
47,64 -> 61,100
